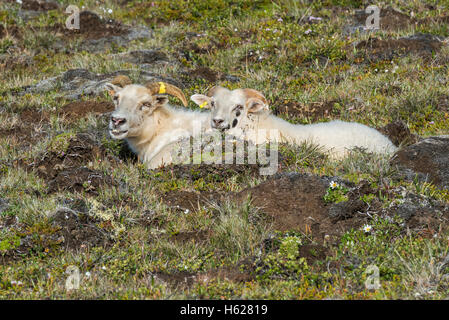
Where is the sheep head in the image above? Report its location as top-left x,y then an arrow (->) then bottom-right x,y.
190,86 -> 269,132
105,77 -> 188,140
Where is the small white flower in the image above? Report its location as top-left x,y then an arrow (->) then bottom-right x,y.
108,9 -> 113,14
16,0 -> 22,4
102,266 -> 107,270
85,271 -> 91,278
184,209 -> 190,214
329,181 -> 339,189
363,224 -> 372,233
304,29 -> 312,35
277,18 -> 283,22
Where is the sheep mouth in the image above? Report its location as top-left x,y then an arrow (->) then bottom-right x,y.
212,124 -> 231,132
109,129 -> 129,139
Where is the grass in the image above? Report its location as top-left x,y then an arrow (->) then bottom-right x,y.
0,0 -> 449,299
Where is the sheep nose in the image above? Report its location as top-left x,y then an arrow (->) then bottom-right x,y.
212,118 -> 224,127
111,117 -> 126,126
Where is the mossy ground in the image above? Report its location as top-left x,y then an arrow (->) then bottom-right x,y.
1,0 -> 449,299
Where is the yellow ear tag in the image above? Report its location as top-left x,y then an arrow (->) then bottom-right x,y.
158,82 -> 166,94
199,101 -> 208,108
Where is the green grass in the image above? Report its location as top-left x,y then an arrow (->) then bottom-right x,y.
0,0 -> 449,299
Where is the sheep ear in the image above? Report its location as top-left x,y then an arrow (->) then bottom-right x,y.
190,94 -> 212,109
154,95 -> 169,107
104,83 -> 122,96
246,97 -> 268,113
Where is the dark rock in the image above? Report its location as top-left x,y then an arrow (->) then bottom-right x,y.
62,69 -> 96,83
391,136 -> 449,189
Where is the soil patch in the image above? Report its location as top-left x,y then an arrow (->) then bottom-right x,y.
59,100 -> 114,122
234,173 -> 374,243
169,229 -> 211,244
19,108 -> 50,124
21,0 -> 58,11
50,207 -> 112,250
153,260 -> 255,288
51,11 -> 129,41
378,120 -> 419,147
354,7 -> 416,31
162,190 -> 225,213
0,108 -> 49,147
354,34 -> 444,62
29,133 -> 115,194
298,244 -> 329,265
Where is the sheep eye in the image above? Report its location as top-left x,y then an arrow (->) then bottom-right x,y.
140,103 -> 151,110
113,96 -> 118,102
233,105 -> 243,115
210,101 -> 216,108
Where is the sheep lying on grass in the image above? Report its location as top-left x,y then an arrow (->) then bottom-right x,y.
191,87 -> 397,158
105,77 -> 210,168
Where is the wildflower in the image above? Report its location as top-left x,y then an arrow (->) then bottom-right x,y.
16,0 -> 22,4
363,224 -> 372,233
429,121 -> 435,125
277,18 -> 283,22
85,271 -> 91,278
184,209 -> 190,214
101,266 -> 107,270
329,181 -> 339,189
11,280 -> 23,286
304,29 -> 312,35
108,9 -> 113,14
308,16 -> 322,21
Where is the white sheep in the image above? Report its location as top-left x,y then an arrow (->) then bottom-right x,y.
105,78 -> 210,168
191,87 -> 397,158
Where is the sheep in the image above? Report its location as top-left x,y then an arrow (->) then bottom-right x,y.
190,87 -> 397,158
105,77 -> 211,168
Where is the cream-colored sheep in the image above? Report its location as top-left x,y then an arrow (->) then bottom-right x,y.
191,87 -> 397,158
105,78 -> 210,168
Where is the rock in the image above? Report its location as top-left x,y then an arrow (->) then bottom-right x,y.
391,136 -> 449,189
19,68 -> 182,100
